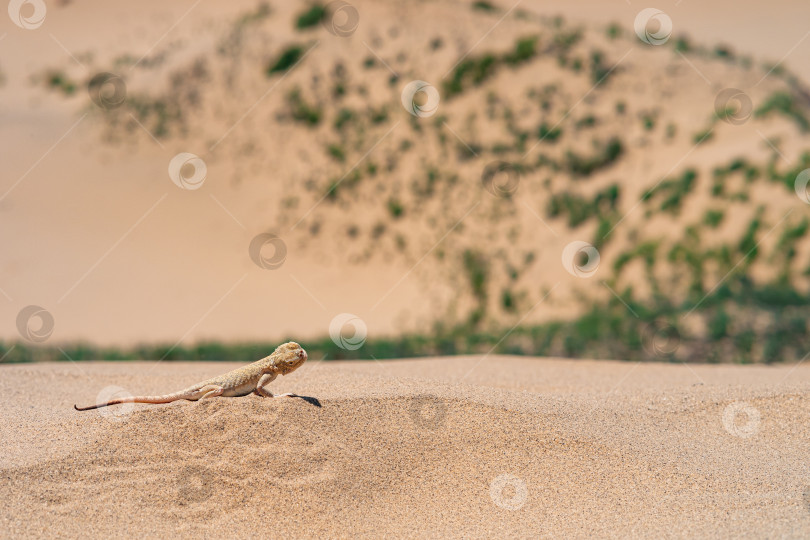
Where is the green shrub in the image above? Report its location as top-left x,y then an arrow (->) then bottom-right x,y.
755,91 -> 810,132
268,45 -> 305,74
286,89 -> 321,125
564,137 -> 624,176
295,4 -> 326,29
503,36 -> 538,65
472,0 -> 497,11
703,209 -> 725,228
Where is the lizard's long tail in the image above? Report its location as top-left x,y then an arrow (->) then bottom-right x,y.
73,392 -> 189,411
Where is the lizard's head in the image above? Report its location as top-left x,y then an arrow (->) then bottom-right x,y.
273,341 -> 308,375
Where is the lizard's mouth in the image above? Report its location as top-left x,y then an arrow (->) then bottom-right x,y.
298,349 -> 307,361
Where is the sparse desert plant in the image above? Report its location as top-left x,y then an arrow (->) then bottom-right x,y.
503,36 -> 538,65
286,88 -> 322,125
703,209 -> 725,228
387,198 -> 405,218
693,128 -> 714,145
537,122 -> 563,142
472,0 -> 497,11
564,137 -> 624,176
295,4 -> 326,29
44,70 -> 77,95
754,91 -> 810,132
641,169 -> 697,214
267,45 -> 305,74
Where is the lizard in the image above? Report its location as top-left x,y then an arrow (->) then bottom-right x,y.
74,341 -> 308,411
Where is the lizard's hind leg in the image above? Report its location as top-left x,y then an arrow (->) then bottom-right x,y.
196,385 -> 225,400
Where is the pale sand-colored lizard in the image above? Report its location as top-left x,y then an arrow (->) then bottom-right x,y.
74,342 -> 307,410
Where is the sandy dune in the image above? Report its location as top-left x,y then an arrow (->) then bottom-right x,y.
2,356 -> 809,538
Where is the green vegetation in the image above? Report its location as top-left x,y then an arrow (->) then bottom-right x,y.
693,128 -> 714,145
463,249 -> 489,326
606,23 -> 622,40
703,209 -> 725,228
640,111 -> 657,131
286,88 -> 322,125
12,276 -> 810,363
443,54 -> 498,97
564,137 -> 623,176
754,91 -> 810,132
472,0 -> 497,11
267,45 -> 305,74
387,198 -> 405,218
503,37 -> 538,66
333,108 -> 355,131
327,143 -> 345,162
547,183 -> 620,227
641,169 -> 698,214
589,50 -> 614,86
295,4 -> 326,29
443,36 -> 538,98
537,122 -> 562,142
46,71 -> 77,95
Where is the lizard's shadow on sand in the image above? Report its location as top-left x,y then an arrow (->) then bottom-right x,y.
292,395 -> 322,407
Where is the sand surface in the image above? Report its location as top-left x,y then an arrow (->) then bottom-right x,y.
2,355 -> 810,538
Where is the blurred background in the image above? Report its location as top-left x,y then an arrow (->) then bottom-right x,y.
2,0 -> 810,363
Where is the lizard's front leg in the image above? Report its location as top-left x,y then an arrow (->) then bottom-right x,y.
253,372 -> 298,398
253,373 -> 277,397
